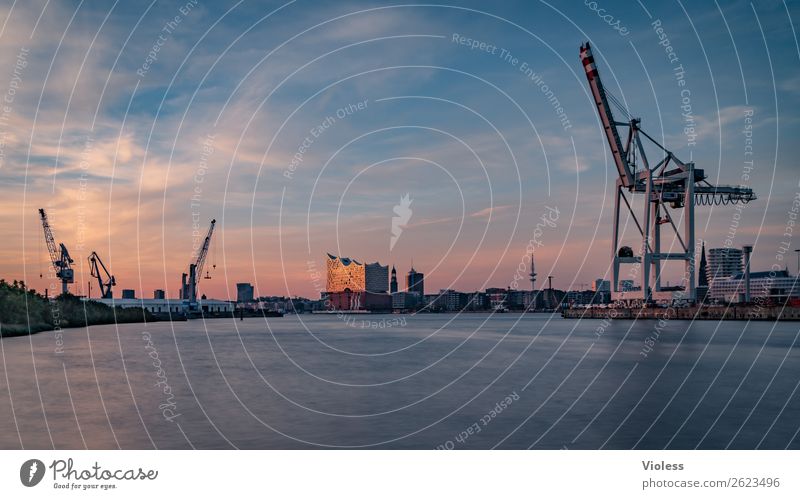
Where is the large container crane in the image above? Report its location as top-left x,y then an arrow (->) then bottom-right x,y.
180,218 -> 215,309
579,42 -> 755,302
88,251 -> 116,299
38,208 -> 74,296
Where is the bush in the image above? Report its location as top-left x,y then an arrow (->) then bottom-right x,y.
0,279 -> 153,337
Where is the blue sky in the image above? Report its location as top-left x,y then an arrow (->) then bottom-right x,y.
1,0 -> 798,299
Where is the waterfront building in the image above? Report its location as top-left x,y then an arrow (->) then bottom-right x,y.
326,253 -> 388,294
485,287 -> 507,310
708,269 -> 800,303
466,291 -> 489,311
93,297 -> 233,315
436,289 -> 469,311
392,291 -> 419,310
593,279 -> 611,292
326,253 -> 366,292
236,282 -> 254,303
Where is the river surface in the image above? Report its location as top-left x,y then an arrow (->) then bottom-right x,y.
0,313 -> 798,449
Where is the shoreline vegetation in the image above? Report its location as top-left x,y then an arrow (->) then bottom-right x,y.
0,279 -> 153,338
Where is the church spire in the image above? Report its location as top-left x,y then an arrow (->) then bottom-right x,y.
698,241 -> 708,287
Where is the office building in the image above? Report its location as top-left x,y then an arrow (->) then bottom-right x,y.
365,262 -> 389,293
236,282 -> 255,303
707,247 -> 743,282
390,266 -> 398,294
407,267 -> 424,297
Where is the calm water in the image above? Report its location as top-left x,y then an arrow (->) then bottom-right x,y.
0,313 -> 798,449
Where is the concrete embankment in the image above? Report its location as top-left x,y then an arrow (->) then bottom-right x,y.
562,305 -> 800,321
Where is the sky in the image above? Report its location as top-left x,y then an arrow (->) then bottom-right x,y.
0,0 -> 798,300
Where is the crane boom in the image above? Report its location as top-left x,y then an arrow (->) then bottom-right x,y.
580,42 -> 634,188
38,208 -> 74,295
194,219 -> 215,285
88,251 -> 116,299
39,208 -> 60,269
181,218 -> 215,307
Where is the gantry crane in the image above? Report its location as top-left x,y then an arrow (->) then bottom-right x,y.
88,251 -> 116,299
579,42 -> 755,302
38,208 -> 74,296
180,218 -> 215,308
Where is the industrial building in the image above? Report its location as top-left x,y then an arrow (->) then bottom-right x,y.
93,297 -> 233,316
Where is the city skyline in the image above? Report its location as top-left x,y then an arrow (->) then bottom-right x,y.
0,1 -> 797,300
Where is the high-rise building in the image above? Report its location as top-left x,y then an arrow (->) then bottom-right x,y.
707,248 -> 743,283
407,267 -> 424,297
390,266 -> 398,294
365,262 -> 389,293
236,283 -> 254,303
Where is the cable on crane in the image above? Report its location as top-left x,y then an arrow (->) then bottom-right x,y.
605,88 -> 633,121
694,193 -> 753,206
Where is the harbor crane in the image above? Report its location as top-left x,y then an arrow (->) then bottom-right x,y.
38,208 -> 74,296
579,42 -> 755,302
180,218 -> 215,309
88,251 -> 116,299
